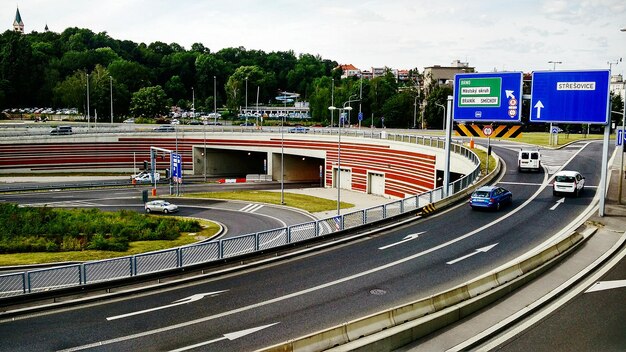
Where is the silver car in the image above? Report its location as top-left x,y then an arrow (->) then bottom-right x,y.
144,200 -> 178,214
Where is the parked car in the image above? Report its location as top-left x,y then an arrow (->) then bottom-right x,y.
469,185 -> 513,210
123,118 -> 135,124
553,170 -> 585,196
144,200 -> 178,214
49,126 -> 73,135
170,119 -> 180,125
153,125 -> 175,132
288,126 -> 309,133
518,149 -> 541,172
134,172 -> 160,183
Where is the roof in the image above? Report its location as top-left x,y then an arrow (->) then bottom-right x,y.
476,185 -> 498,191
339,64 -> 359,71
554,170 -> 581,177
14,8 -> 23,25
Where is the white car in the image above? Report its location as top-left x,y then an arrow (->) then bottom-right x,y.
553,170 -> 585,196
145,200 -> 178,214
134,172 -> 160,183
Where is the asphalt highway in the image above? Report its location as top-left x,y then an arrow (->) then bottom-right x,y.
0,140 -> 610,351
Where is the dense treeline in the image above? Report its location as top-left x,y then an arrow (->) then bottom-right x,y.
0,203 -> 201,253
0,27 -> 455,127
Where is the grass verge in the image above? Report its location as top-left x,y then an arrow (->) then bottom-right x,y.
184,190 -> 353,213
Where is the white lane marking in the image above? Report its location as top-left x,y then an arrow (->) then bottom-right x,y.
446,243 -> 498,265
585,280 -> 626,293
59,144 -> 596,351
106,291 -> 228,321
550,197 -> 565,210
379,232 -> 425,250
167,323 -> 280,352
240,203 -> 264,213
59,176 -> 551,351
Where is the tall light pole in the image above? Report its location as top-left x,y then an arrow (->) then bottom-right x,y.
86,73 -> 90,129
245,77 -> 249,126
435,102 -> 445,130
191,87 -> 195,120
213,76 -> 217,124
359,75 -> 363,128
617,27 -> 626,204
109,76 -> 113,124
331,78 -> 335,128
548,60 -> 562,70
280,109 -> 285,205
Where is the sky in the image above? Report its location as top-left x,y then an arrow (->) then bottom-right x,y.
7,0 -> 626,76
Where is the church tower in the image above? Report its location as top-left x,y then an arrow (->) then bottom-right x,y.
13,7 -> 24,33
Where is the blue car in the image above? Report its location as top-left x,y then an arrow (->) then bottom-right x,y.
469,185 -> 512,210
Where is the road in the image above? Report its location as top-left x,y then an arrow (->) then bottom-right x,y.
0,140 -> 612,351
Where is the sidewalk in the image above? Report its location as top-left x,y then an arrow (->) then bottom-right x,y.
398,151 -> 626,351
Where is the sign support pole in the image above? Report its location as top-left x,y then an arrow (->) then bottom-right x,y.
599,122 -> 610,216
443,96 -> 453,197
619,84 -> 626,205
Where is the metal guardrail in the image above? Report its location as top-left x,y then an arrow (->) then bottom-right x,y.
0,133 -> 480,298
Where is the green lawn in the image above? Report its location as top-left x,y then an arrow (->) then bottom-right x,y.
0,218 -> 220,266
184,190 -> 353,213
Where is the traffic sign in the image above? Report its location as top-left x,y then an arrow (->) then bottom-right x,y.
453,72 -> 523,122
171,153 -> 182,183
530,70 -> 610,124
482,125 -> 493,136
617,128 -> 625,146
358,112 -> 363,121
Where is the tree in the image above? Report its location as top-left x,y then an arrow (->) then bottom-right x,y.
225,65 -> 275,110
129,85 -> 169,118
380,90 -> 414,128
423,85 -> 453,129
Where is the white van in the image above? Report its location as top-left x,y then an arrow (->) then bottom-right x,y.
518,149 -> 541,172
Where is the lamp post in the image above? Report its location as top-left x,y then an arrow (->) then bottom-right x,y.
330,78 -> 335,128
359,76 -> 363,128
86,73 -> 90,130
110,76 -> 113,124
213,76 -> 217,124
280,109 -> 285,205
548,60 -> 562,70
245,77 -> 249,126
191,87 -> 195,120
329,100 -> 357,215
435,102 -> 445,130
617,27 -> 626,204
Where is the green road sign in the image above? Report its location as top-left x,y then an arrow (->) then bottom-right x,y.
458,77 -> 502,107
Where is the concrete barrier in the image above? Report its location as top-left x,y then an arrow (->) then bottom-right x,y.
257,228 -> 586,352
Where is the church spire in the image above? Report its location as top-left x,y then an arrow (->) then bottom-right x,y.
13,7 -> 24,33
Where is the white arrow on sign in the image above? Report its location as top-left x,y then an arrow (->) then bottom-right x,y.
505,90 -> 516,99
534,100 -> 544,119
379,232 -> 425,250
107,290 -> 229,321
169,322 -> 280,352
446,243 -> 498,265
585,280 -> 626,293
550,197 -> 565,210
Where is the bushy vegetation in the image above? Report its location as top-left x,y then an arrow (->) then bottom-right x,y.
0,204 -> 201,253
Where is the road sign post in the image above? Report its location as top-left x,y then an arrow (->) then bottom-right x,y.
453,72 -> 523,122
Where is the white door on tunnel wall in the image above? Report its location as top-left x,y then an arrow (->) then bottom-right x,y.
333,167 -> 352,190
368,172 -> 385,196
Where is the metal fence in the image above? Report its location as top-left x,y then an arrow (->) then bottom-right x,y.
0,133 -> 481,298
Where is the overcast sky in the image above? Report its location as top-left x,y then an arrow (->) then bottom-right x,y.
8,0 -> 626,76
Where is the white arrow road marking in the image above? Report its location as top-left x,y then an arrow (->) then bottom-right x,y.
106,290 -> 228,321
378,232 -> 425,250
550,197 -> 565,210
168,323 -> 280,352
534,100 -> 544,119
585,280 -> 626,293
446,243 -> 498,265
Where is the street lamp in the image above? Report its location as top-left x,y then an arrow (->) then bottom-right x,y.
435,102 -> 445,130
191,87 -> 195,119
330,78 -> 335,128
329,101 -> 355,215
280,109 -> 285,205
548,60 -> 562,70
86,73 -> 90,129
110,76 -> 113,124
245,77 -> 249,126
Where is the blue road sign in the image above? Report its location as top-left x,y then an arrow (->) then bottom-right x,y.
617,128 -> 624,146
358,112 -> 363,121
530,70 -> 610,124
453,72 -> 523,122
171,153 -> 182,183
